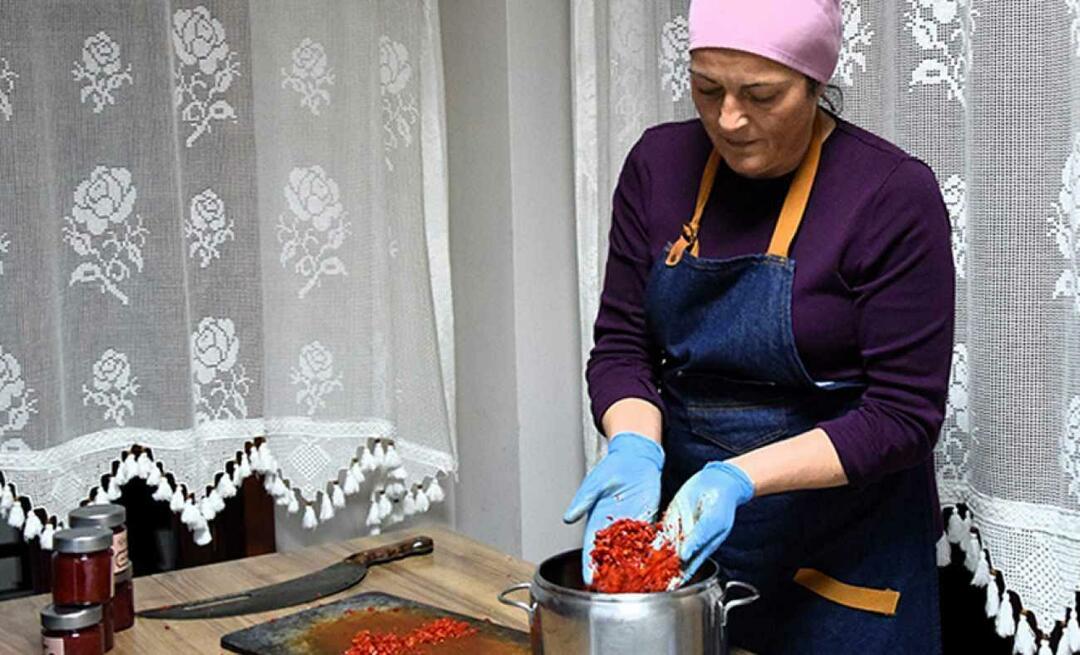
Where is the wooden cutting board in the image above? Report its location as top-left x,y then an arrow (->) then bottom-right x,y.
220,591 -> 531,655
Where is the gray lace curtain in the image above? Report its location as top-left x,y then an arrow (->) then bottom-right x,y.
573,0 -> 1080,649
0,0 -> 456,546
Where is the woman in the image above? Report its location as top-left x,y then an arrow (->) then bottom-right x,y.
563,1 -> 954,653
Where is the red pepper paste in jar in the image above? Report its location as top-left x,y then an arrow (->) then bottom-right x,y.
52,527 -> 113,606
68,505 -> 129,578
588,518 -> 681,593
40,604 -> 105,655
110,566 -> 134,632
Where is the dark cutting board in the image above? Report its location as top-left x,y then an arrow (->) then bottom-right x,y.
220,591 -> 531,655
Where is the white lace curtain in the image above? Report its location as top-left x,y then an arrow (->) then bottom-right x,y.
573,0 -> 1080,647
0,0 -> 456,545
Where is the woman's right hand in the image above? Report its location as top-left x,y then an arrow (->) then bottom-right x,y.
562,432 -> 665,584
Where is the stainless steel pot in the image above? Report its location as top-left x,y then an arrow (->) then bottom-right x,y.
498,549 -> 758,655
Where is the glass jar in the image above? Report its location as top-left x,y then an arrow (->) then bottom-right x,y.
52,527 -> 113,606
68,505 -> 128,576
110,566 -> 134,632
40,604 -> 104,655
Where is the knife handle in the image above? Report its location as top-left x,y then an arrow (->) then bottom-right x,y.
345,535 -> 434,567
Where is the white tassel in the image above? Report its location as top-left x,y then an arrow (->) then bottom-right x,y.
302,504 -> 318,530
350,460 -> 365,485
964,532 -> 982,573
191,513 -> 208,533
1068,609 -> 1080,652
276,488 -> 292,507
217,474 -> 237,499
6,501 -> 24,529
238,453 -> 252,479
113,459 -> 130,485
210,489 -> 225,513
415,488 -> 431,513
389,466 -> 408,481
987,579 -> 1002,619
997,594 -> 1017,638
263,473 -> 276,495
181,499 -> 199,526
372,442 -> 387,469
89,488 -> 105,505
378,493 -> 392,519
343,469 -> 361,496
947,509 -> 967,544
365,501 -> 382,527
369,526 -> 382,536
137,453 -> 153,479
360,446 -> 377,473
332,484 -> 346,509
0,485 -> 13,518
22,511 -> 42,540
193,527 -> 212,547
389,506 -> 405,524
249,447 -> 263,473
403,492 -> 417,516
106,477 -> 122,501
426,478 -> 445,503
271,476 -> 288,499
388,482 -> 406,500
1014,615 -> 1037,655
40,523 -> 55,550
124,454 -> 140,481
972,550 -> 991,588
200,496 -> 217,521
936,534 -> 951,567
153,478 -> 172,502
258,443 -> 275,472
319,493 -> 335,521
169,488 -> 185,512
1041,638 -> 1054,655
1057,635 -> 1071,655
287,494 -> 299,514
384,444 -> 404,469
147,463 -> 162,487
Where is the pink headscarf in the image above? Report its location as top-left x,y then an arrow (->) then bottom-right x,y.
688,0 -> 843,84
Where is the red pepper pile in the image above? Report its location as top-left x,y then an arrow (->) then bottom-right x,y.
343,617 -> 478,655
588,518 -> 681,593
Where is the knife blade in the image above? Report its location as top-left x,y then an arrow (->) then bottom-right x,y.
138,535 -> 434,620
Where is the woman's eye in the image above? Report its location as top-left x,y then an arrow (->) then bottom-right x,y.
749,93 -> 779,104
698,87 -> 722,97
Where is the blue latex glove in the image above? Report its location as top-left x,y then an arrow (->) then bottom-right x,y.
661,461 -> 756,582
562,432 -> 665,584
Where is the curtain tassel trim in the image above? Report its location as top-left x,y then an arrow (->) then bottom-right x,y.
0,436 -> 449,550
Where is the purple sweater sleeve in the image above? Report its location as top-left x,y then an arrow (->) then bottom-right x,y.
818,160 -> 955,486
585,140 -> 663,433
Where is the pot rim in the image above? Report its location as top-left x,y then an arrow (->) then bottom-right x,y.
532,548 -> 722,603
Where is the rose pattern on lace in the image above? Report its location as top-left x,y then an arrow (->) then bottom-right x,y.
282,38 -> 334,115
1052,132 -> 1080,313
905,0 -> 977,107
380,35 -> 419,170
71,31 -> 133,114
82,349 -> 139,426
61,165 -> 148,306
942,174 -> 967,279
184,188 -> 234,268
172,6 -> 240,147
290,341 -> 343,416
834,0 -> 874,86
191,317 -> 250,423
936,343 -> 971,480
277,165 -> 350,299
1061,396 -> 1080,502
0,52 -> 17,121
658,15 -> 690,102
0,345 -> 36,437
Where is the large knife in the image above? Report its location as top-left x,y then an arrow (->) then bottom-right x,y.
138,535 -> 434,620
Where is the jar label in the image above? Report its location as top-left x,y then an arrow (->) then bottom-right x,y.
42,635 -> 64,655
113,528 -> 129,573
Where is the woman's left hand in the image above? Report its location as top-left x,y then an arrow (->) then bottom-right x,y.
662,461 -> 756,580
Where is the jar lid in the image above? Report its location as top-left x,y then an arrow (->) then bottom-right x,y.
53,527 -> 112,554
69,504 -> 126,529
40,604 -> 102,631
116,566 -> 133,583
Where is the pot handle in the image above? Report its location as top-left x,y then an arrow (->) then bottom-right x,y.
720,580 -> 760,628
497,582 -> 536,618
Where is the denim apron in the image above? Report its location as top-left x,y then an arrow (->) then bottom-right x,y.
645,112 -> 941,654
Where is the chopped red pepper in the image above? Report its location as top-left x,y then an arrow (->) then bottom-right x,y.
588,518 -> 681,593
343,616 -> 478,655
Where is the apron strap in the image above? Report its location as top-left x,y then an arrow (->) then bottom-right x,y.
666,109 -> 829,267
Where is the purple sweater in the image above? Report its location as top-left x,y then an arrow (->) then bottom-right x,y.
587,116 -> 954,521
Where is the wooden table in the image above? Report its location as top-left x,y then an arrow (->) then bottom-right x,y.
0,524 -> 753,654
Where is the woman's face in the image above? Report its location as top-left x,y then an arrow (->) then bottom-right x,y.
690,48 -> 823,179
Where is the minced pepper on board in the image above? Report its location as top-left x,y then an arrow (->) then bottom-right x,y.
588,518 -> 681,593
343,616 -> 478,655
